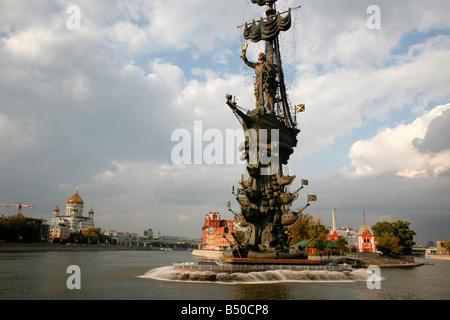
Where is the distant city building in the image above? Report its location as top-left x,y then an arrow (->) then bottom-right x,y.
144,228 -> 153,237
436,241 -> 449,255
104,230 -> 135,242
49,226 -> 71,242
49,187 -> 95,238
426,241 -> 449,258
103,230 -> 118,237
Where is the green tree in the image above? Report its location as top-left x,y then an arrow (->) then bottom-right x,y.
307,219 -> 328,255
376,233 -> 403,256
372,220 -> 416,256
83,228 -> 103,244
0,215 -> 41,242
335,237 -> 349,254
443,241 -> 450,252
287,212 -> 314,245
372,221 -> 394,236
392,220 -> 416,255
68,232 -> 83,244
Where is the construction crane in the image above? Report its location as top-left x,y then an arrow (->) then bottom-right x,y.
0,201 -> 35,216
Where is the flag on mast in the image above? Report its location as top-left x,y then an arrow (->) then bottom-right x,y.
296,104 -> 305,113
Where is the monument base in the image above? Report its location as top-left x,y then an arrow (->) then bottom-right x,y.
173,257 -> 352,275
221,257 -> 322,265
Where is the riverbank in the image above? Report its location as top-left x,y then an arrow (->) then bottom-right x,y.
305,254 -> 424,268
0,243 -> 161,251
354,255 -> 424,268
426,254 -> 450,261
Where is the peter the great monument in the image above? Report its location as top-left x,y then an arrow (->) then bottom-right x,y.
174,1 -> 345,274
223,0 -> 316,262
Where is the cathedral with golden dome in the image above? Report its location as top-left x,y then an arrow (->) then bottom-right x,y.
49,187 -> 95,239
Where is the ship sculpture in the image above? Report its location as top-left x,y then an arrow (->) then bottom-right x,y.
224,0 -> 316,260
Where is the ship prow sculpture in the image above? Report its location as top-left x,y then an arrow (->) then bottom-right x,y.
223,0 -> 317,262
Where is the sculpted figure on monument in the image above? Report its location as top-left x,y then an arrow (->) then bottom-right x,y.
242,52 -> 277,114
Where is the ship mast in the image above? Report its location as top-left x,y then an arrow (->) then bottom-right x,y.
239,1 -> 300,129
265,3 -> 277,65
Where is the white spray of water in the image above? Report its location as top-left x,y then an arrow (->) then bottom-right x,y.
139,266 -> 373,284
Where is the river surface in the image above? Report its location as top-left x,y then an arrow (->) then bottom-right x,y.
0,250 -> 448,300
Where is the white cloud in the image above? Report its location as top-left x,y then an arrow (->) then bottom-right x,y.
106,21 -> 148,55
97,0 -> 244,60
292,34 -> 450,157
348,104 -> 450,178
78,161 -> 243,235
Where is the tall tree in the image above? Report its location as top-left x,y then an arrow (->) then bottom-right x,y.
443,241 -> 450,252
335,237 -> 349,254
0,215 -> 41,242
375,233 -> 403,256
372,220 -> 416,256
307,218 -> 328,254
287,212 -> 314,245
372,221 -> 394,236
392,220 -> 416,255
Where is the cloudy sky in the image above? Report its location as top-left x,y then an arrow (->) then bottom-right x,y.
1,0 -> 449,244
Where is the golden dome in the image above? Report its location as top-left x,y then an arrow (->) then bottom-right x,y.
53,206 -> 60,212
89,206 -> 94,214
67,187 -> 84,205
71,206 -> 78,211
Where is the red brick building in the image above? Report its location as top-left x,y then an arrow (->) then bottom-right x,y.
356,222 -> 377,253
201,212 -> 235,251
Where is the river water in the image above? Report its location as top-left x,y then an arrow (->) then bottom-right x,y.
0,249 -> 449,301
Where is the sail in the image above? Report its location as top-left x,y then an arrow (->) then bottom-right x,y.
243,9 -> 291,43
251,0 -> 277,6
